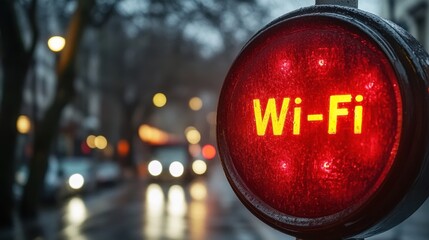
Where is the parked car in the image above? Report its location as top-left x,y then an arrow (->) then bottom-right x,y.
14,156 -> 96,203
59,156 -> 96,196
95,160 -> 121,186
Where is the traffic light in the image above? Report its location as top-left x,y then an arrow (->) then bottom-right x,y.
217,5 -> 429,240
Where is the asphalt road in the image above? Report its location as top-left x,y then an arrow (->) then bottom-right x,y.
1,163 -> 428,240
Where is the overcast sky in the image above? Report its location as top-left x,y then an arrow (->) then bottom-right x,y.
186,0 -> 384,57
265,0 -> 382,19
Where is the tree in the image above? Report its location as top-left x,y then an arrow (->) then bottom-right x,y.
20,0 -> 101,218
18,0 -> 121,218
94,0 -> 269,169
0,0 -> 38,228
0,0 -> 269,225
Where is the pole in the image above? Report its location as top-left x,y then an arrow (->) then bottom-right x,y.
315,0 -> 358,8
296,238 -> 364,240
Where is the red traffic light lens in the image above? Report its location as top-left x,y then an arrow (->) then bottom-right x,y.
218,16 -> 402,220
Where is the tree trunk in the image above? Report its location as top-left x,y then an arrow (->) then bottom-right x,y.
0,0 -> 32,228
20,0 -> 95,218
121,101 -> 138,171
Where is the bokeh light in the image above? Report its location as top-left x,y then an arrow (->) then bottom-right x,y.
145,184 -> 165,239
65,197 -> 87,226
68,174 -> 84,190
185,126 -> 196,134
86,135 -> 96,149
192,160 -> 207,175
168,185 -> 187,216
166,185 -> 187,239
117,139 -> 130,157
47,36 -> 66,52
94,135 -> 108,150
190,181 -> 208,201
186,128 -> 201,144
189,97 -> 203,111
138,124 -> 169,145
153,93 -> 167,107
202,144 -> 216,159
148,160 -> 163,176
17,115 -> 31,134
169,161 -> 184,177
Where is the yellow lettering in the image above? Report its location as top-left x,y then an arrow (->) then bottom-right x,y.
328,94 -> 352,134
293,98 -> 302,135
307,114 -> 324,121
253,98 -> 290,136
354,95 -> 363,134
253,94 -> 362,136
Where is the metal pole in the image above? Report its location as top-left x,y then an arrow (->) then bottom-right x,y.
315,0 -> 358,8
296,239 -> 364,240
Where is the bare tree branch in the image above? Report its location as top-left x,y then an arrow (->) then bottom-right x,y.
57,0 -> 96,77
90,0 -> 121,28
20,0 -> 97,218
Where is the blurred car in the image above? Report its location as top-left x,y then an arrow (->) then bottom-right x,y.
95,160 -> 121,186
14,156 -> 96,202
146,143 -> 194,182
60,156 -> 96,196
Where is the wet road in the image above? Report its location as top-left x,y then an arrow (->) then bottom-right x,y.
4,163 -> 290,240
2,163 -> 429,240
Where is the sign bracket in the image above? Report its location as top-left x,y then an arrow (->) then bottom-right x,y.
315,0 -> 358,8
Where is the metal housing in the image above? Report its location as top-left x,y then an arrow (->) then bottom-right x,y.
217,5 -> 429,239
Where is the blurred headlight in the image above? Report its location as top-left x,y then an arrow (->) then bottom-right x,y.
69,174 -> 85,190
192,160 -> 207,175
15,171 -> 27,185
169,161 -> 184,178
148,160 -> 163,176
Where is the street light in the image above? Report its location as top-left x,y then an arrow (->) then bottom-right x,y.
192,160 -> 207,175
94,135 -> 108,150
86,135 -> 96,149
16,115 -> 31,134
153,93 -> 167,107
189,97 -> 203,111
47,36 -> 66,52
138,124 -> 169,145
185,128 -> 201,144
117,139 -> 130,157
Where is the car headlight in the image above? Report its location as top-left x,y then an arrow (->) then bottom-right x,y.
169,161 -> 184,178
69,174 -> 85,190
148,160 -> 163,176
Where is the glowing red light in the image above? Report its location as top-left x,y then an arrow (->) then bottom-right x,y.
81,141 -> 91,155
202,144 -> 216,160
117,139 -> 130,157
218,16 -> 402,220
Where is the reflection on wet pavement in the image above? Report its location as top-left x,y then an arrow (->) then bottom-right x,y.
3,164 -> 429,240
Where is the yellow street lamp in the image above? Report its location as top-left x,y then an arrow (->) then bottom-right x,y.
153,93 -> 167,107
94,135 -> 108,150
186,128 -> 201,144
17,115 -> 31,134
47,36 -> 66,52
189,97 -> 203,111
86,135 -> 96,149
